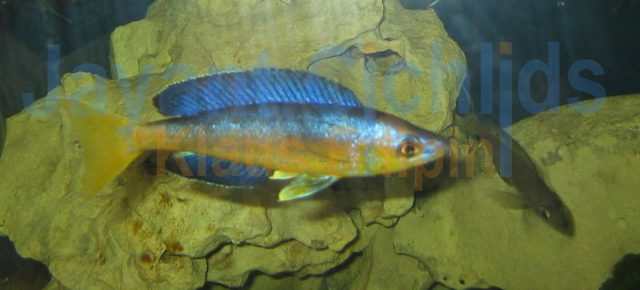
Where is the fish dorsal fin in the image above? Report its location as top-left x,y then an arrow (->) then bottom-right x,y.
153,68 -> 362,116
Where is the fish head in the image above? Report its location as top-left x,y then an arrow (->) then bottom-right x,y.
368,112 -> 449,174
510,176 -> 575,236
533,201 -> 575,236
519,178 -> 575,236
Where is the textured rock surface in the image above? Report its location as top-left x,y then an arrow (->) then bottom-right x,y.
394,94 -> 640,290
206,222 -> 433,290
110,0 -> 464,133
0,0 -> 463,289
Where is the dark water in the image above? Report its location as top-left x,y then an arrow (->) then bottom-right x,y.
0,237 -> 50,289
433,0 -> 640,122
0,0 -> 155,118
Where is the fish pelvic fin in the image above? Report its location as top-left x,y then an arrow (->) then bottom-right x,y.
61,99 -> 143,197
278,174 -> 338,201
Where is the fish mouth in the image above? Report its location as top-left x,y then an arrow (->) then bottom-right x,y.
416,136 -> 449,163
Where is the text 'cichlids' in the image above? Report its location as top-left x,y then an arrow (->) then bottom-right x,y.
61,68 -> 449,201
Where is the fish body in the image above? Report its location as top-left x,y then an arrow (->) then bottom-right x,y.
64,69 -> 448,200
454,112 -> 575,236
136,103 -> 445,177
154,68 -> 364,187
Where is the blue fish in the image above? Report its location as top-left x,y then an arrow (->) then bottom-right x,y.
155,68 -> 364,187
60,69 -> 448,201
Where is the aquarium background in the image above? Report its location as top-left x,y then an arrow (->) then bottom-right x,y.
1,0 -> 639,289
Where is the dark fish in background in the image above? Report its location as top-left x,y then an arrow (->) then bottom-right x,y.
453,82 -> 575,236
454,112 -> 575,236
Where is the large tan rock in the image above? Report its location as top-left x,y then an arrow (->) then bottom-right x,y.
0,0 -> 463,289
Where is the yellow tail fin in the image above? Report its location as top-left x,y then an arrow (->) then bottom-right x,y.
61,99 -> 143,197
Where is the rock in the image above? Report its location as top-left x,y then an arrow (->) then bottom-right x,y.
207,240 -> 351,288
322,223 -> 434,290
204,223 -> 435,290
0,0 -> 463,289
394,94 -> 640,290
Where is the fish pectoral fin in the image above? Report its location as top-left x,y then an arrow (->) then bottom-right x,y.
278,174 -> 338,201
269,171 -> 299,180
488,189 -> 528,210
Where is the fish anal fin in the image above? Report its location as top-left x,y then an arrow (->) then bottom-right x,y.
163,152 -> 270,187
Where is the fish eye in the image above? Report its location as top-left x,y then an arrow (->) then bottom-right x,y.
537,207 -> 551,220
398,136 -> 422,158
